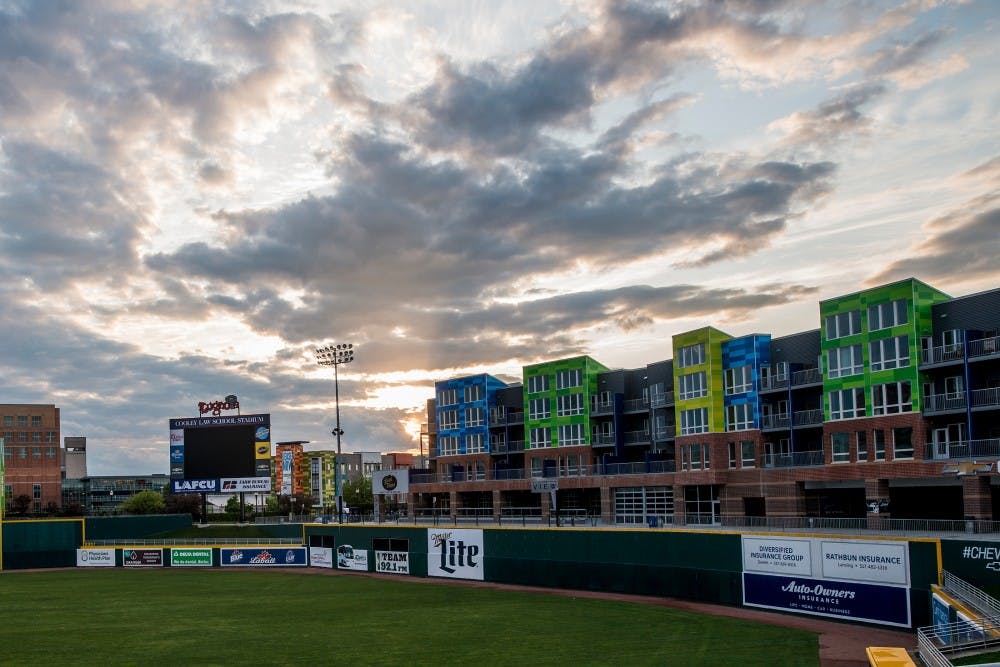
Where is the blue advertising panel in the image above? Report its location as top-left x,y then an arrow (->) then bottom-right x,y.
932,593 -> 952,644
171,479 -> 219,494
220,547 -> 307,567
743,573 -> 911,627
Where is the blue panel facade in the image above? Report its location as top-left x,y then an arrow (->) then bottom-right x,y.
722,335 -> 771,428
435,374 -> 508,454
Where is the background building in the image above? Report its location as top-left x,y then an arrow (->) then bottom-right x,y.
1,404 -> 62,513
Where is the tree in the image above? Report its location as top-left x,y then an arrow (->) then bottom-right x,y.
342,476 -> 373,512
224,494 -> 254,518
12,494 -> 31,516
119,490 -> 166,515
163,491 -> 202,521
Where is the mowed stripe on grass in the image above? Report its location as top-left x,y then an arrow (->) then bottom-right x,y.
1,569 -> 819,666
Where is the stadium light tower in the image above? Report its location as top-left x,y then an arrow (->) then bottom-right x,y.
315,342 -> 355,524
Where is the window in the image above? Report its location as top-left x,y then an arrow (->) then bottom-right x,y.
31,432 -> 41,443
724,366 -> 752,394
17,416 -> 27,427
558,423 -> 585,446
825,310 -> 861,340
892,427 -> 914,460
32,446 -> 41,458
438,389 -> 459,406
874,429 -> 886,461
556,369 -> 582,389
829,388 -> 865,420
870,335 -> 909,371
728,442 -> 737,468
464,406 -> 483,427
19,432 -> 27,442
828,345 -> 863,378
678,343 -> 705,368
463,385 -> 483,402
33,484 -> 41,500
856,431 -> 868,462
872,381 -> 912,415
439,410 -> 460,430
726,403 -> 753,431
868,299 -> 908,331
527,374 -> 549,393
2,416 -> 11,427
832,433 -> 850,463
18,447 -> 26,459
529,427 -> 551,448
741,441 -> 755,468
680,408 -> 709,435
30,416 -> 41,427
678,372 -> 707,400
46,431 -> 57,443
690,444 -> 702,470
438,436 -> 460,456
528,398 -> 550,420
466,433 -> 485,454
556,393 -> 584,417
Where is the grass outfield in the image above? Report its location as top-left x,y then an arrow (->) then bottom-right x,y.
1,569 -> 819,666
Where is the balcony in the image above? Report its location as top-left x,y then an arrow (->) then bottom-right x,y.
591,400 -> 614,416
930,438 -> 1000,460
922,343 -> 965,366
592,433 -> 615,447
791,367 -> 822,387
968,335 -> 1000,359
971,386 -> 1000,410
762,450 -> 824,468
760,375 -> 789,392
924,393 -> 967,415
493,468 -> 525,481
624,397 -> 650,413
761,413 -> 790,430
650,391 -> 675,408
623,430 -> 651,446
491,439 -> 525,455
652,426 -> 674,442
792,409 -> 824,428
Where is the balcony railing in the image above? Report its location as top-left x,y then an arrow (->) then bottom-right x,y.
762,450 -> 824,468
791,367 -> 821,386
924,393 -> 967,413
491,439 -> 525,455
971,386 -> 1000,409
624,397 -> 649,413
760,375 -> 789,392
792,409 -> 824,427
968,335 -> 999,358
652,427 -> 674,441
493,468 -> 525,480
650,391 -> 675,408
922,343 -> 965,365
623,430 -> 651,445
931,438 -> 1000,460
761,413 -> 790,430
592,433 -> 615,447
591,400 -> 614,416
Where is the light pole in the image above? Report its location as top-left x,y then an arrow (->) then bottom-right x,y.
315,342 -> 355,524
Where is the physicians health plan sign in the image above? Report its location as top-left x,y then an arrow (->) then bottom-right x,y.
742,536 -> 910,627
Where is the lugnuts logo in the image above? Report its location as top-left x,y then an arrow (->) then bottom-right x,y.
381,474 -> 398,491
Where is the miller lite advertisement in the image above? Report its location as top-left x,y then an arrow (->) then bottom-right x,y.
427,529 -> 484,580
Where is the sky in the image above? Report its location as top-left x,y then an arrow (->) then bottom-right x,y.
0,0 -> 997,476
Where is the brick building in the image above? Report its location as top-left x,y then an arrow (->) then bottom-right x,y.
1,404 -> 62,513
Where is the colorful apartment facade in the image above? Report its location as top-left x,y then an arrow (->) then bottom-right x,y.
412,278 -> 1000,524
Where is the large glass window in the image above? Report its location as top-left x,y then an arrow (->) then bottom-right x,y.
557,423 -> 585,446
874,429 -> 886,461
529,427 -> 551,448
870,335 -> 909,371
828,345 -> 863,378
465,406 -> 484,427
857,431 -> 868,462
614,487 -> 673,525
466,433 -> 485,454
556,393 -> 584,417
438,436 -> 460,456
726,403 -> 753,431
528,398 -> 550,420
526,374 -> 549,393
872,381 -> 912,415
463,385 -> 483,402
680,408 -> 708,435
741,441 -> 755,468
868,299 -> 908,331
438,389 -> 459,406
555,369 -> 582,390
724,366 -> 752,394
677,343 -> 705,368
892,427 -> 914,460
829,388 -> 865,420
439,410 -> 460,430
831,432 -> 850,463
825,310 -> 861,340
678,372 -> 707,400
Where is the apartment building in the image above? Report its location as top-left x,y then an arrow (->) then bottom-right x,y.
411,278 -> 1000,524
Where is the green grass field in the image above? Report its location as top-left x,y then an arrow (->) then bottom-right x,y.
0,569 -> 819,666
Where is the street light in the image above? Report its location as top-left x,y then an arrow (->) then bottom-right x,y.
315,342 -> 355,524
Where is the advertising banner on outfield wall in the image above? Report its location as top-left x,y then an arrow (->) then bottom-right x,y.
427,528 -> 484,580
221,547 -> 307,567
337,545 -> 369,571
375,551 -> 410,575
77,549 -> 115,567
171,548 -> 213,567
940,540 -> 1000,591
123,548 -> 163,567
741,536 -> 910,627
310,547 -> 334,569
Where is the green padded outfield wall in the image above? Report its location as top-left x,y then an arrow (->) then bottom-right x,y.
85,514 -> 192,541
2,519 -> 83,569
940,538 -> 1000,598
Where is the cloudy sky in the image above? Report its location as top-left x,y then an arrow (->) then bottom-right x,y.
1,0 -> 997,475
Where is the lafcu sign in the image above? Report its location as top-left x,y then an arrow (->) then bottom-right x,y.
427,529 -> 484,580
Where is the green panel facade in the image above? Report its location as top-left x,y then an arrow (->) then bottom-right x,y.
522,356 -> 609,448
2,519 -> 83,569
672,327 -> 731,435
820,278 -> 951,419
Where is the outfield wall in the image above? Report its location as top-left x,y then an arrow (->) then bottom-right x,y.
8,516 -> 999,631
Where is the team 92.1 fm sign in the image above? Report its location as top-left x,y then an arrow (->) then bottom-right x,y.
742,536 -> 911,627
374,538 -> 410,575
